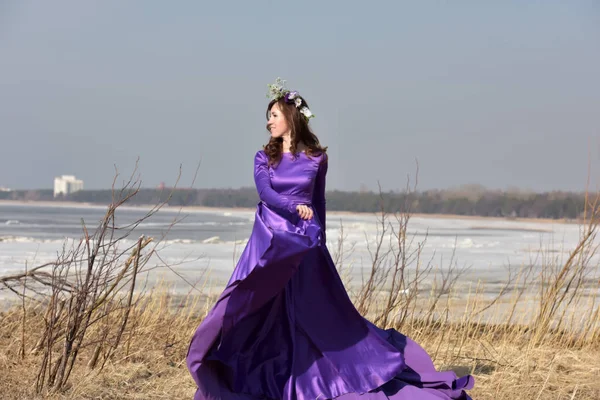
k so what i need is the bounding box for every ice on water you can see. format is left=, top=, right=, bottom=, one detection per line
left=0, top=203, right=592, bottom=301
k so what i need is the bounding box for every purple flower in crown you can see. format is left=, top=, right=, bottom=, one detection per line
left=284, top=91, right=299, bottom=103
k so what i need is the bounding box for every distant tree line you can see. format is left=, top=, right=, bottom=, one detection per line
left=0, top=186, right=587, bottom=220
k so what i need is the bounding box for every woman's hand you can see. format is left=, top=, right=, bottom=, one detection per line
left=296, top=204, right=314, bottom=220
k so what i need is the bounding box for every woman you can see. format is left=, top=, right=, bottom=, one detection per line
left=186, top=78, right=474, bottom=400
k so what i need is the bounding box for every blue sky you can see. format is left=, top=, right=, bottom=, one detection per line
left=1, top=1, right=599, bottom=192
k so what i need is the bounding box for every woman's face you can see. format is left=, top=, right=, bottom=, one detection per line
left=267, top=103, right=290, bottom=139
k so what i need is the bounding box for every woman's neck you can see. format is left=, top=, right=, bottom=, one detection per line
left=282, top=135, right=292, bottom=152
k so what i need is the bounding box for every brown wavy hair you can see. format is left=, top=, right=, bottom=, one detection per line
left=264, top=97, right=327, bottom=165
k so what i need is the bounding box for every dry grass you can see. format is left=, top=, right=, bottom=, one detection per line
left=1, top=172, right=600, bottom=399
left=1, top=282, right=599, bottom=399
left=0, top=289, right=202, bottom=399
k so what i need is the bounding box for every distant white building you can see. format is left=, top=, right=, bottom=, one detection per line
left=54, top=175, right=84, bottom=197
left=0, top=187, right=12, bottom=192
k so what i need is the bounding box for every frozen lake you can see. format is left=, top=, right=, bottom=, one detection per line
left=0, top=202, right=594, bottom=301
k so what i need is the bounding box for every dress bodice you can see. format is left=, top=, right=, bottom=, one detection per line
left=254, top=149, right=328, bottom=230
left=268, top=152, right=322, bottom=203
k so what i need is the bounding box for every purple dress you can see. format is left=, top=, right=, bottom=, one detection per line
left=186, top=150, right=474, bottom=400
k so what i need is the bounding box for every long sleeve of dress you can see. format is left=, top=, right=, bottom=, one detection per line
left=312, top=155, right=328, bottom=236
left=254, top=151, right=299, bottom=214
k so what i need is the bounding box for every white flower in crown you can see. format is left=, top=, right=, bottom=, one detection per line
left=295, top=97, right=302, bottom=107
left=300, top=107, right=314, bottom=120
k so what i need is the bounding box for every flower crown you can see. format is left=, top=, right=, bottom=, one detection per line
left=266, top=77, right=314, bottom=121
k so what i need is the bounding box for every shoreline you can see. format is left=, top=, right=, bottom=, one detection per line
left=0, top=199, right=576, bottom=225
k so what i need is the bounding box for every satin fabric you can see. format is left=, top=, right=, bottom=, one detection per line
left=187, top=150, right=474, bottom=399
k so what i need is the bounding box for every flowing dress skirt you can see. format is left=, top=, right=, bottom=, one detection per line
left=187, top=204, right=474, bottom=399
